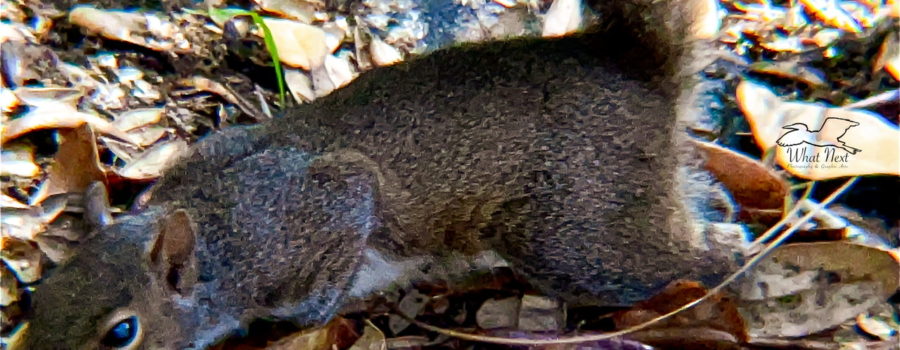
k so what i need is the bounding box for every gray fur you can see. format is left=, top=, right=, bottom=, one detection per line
left=17, top=1, right=747, bottom=348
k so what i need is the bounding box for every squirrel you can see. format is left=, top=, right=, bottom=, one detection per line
left=13, top=0, right=748, bottom=348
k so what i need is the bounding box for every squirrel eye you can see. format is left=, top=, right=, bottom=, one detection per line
left=100, top=316, right=140, bottom=348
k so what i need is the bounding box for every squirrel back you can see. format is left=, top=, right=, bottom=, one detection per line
left=14, top=1, right=745, bottom=349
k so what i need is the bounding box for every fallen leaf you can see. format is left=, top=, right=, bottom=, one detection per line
left=46, top=124, right=106, bottom=196
left=264, top=317, right=358, bottom=350
left=615, top=280, right=748, bottom=343
left=384, top=336, right=430, bottom=348
left=856, top=312, right=899, bottom=341
left=13, top=87, right=81, bottom=108
left=285, top=68, right=315, bottom=103
left=748, top=60, right=827, bottom=87
left=542, top=0, right=582, bottom=38
left=476, top=296, right=520, bottom=329
left=261, top=18, right=329, bottom=70
left=874, top=32, right=899, bottom=81
left=117, top=139, right=188, bottom=180
left=0, top=237, right=43, bottom=284
left=692, top=139, right=788, bottom=212
left=0, top=194, right=28, bottom=209
left=312, top=54, right=356, bottom=98
left=68, top=6, right=189, bottom=52
left=691, top=0, right=723, bottom=40
left=389, top=289, right=429, bottom=334
left=1, top=145, right=39, bottom=178
left=0, top=263, right=19, bottom=306
left=737, top=80, right=900, bottom=179
left=112, top=108, right=164, bottom=132
left=799, top=0, right=863, bottom=33
left=347, top=321, right=386, bottom=350
left=321, top=20, right=346, bottom=53
left=0, top=208, right=46, bottom=241
left=1, top=105, right=135, bottom=145
left=128, top=125, right=168, bottom=147
left=518, top=295, right=563, bottom=332
left=737, top=242, right=899, bottom=337
left=369, top=36, right=402, bottom=67
left=254, top=0, right=321, bottom=24
left=740, top=241, right=899, bottom=300
left=1, top=87, right=20, bottom=112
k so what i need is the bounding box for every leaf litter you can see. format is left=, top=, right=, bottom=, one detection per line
left=0, top=0, right=898, bottom=348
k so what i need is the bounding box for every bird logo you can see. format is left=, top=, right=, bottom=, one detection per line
left=776, top=117, right=861, bottom=155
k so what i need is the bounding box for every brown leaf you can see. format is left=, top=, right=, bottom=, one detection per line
left=264, top=317, right=359, bottom=350
left=1, top=105, right=136, bottom=145
left=691, top=139, right=788, bottom=212
left=874, top=32, right=899, bottom=81
left=737, top=80, right=900, bottom=179
left=46, top=124, right=107, bottom=197
left=347, top=321, right=386, bottom=350
left=614, top=280, right=748, bottom=343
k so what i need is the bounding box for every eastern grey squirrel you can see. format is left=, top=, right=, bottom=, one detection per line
left=14, top=0, right=748, bottom=348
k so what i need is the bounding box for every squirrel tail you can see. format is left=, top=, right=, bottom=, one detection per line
left=587, top=0, right=720, bottom=83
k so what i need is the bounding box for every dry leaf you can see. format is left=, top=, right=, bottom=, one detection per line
left=261, top=18, right=329, bottom=70
left=1, top=88, right=20, bottom=113
left=264, top=317, right=358, bottom=350
left=737, top=80, right=900, bottom=179
left=692, top=139, right=788, bottom=211
left=616, top=280, right=748, bottom=343
left=254, top=0, right=321, bottom=23
left=68, top=6, right=189, bottom=52
left=1, top=105, right=135, bottom=145
left=856, top=313, right=898, bottom=340
left=1, top=208, right=45, bottom=241
left=128, top=125, right=168, bottom=147
left=1, top=238, right=43, bottom=284
left=369, top=36, right=402, bottom=67
left=799, top=0, right=863, bottom=33
left=69, top=7, right=143, bottom=44
left=1, top=145, right=39, bottom=178
left=874, top=32, right=899, bottom=81
left=737, top=242, right=898, bottom=337
left=321, top=21, right=347, bottom=54
left=0, top=263, right=19, bottom=306
left=476, top=296, right=520, bottom=329
left=347, top=321, right=386, bottom=350
left=285, top=68, right=315, bottom=103
left=518, top=295, right=563, bottom=331
left=691, top=0, right=722, bottom=40
left=748, top=61, right=827, bottom=87
left=542, top=0, right=582, bottom=38
left=118, top=139, right=187, bottom=180
left=112, top=108, right=164, bottom=132
left=46, top=124, right=106, bottom=197
left=13, top=87, right=81, bottom=108
left=740, top=242, right=899, bottom=300
left=389, top=289, right=428, bottom=334
left=0, top=194, right=28, bottom=209
left=312, top=54, right=356, bottom=98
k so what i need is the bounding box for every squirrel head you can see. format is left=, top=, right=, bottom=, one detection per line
left=14, top=206, right=213, bottom=350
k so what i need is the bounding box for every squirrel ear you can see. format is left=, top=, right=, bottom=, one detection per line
left=149, top=209, right=199, bottom=295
